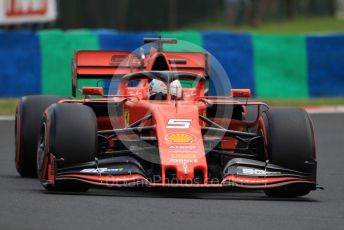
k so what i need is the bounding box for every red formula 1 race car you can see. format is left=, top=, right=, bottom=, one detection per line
left=15, top=38, right=317, bottom=197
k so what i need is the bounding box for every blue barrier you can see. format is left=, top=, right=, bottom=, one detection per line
left=203, top=32, right=255, bottom=96
left=0, top=30, right=343, bottom=98
left=0, top=30, right=41, bottom=97
left=307, top=34, right=344, bottom=97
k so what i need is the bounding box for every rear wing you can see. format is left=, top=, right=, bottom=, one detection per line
left=161, top=52, right=209, bottom=76
left=72, top=51, right=143, bottom=96
left=72, top=48, right=210, bottom=96
left=73, top=51, right=142, bottom=78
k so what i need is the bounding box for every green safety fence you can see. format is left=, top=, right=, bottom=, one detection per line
left=0, top=30, right=343, bottom=98
left=253, top=34, right=309, bottom=98
left=40, top=30, right=100, bottom=96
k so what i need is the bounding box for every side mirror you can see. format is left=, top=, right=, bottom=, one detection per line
left=230, top=89, right=251, bottom=98
left=82, top=87, right=104, bottom=96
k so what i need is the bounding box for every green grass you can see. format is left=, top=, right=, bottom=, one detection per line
left=0, top=98, right=18, bottom=116
left=257, top=98, right=344, bottom=106
left=184, top=16, right=344, bottom=34
left=0, top=99, right=18, bottom=116
left=0, top=98, right=343, bottom=116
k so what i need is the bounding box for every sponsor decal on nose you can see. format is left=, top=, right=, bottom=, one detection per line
left=165, top=133, right=195, bottom=144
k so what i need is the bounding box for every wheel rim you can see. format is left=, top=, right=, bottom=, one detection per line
left=37, top=122, right=46, bottom=176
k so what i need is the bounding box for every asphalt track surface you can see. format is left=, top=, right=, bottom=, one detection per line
left=0, top=114, right=343, bottom=230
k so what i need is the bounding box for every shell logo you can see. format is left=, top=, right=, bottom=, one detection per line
left=166, top=133, right=195, bottom=144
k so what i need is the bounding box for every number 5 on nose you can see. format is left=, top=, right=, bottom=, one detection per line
left=166, top=119, right=192, bottom=129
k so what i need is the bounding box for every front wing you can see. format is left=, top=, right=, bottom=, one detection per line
left=46, top=155, right=316, bottom=190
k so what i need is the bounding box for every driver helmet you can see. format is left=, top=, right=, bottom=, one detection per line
left=149, top=79, right=182, bottom=99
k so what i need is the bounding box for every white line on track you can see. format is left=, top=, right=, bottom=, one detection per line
left=304, top=106, right=344, bottom=114
left=0, top=116, right=14, bottom=121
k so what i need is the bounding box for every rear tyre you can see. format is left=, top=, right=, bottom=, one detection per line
left=15, top=96, right=66, bottom=177
left=261, top=108, right=317, bottom=198
left=37, top=103, right=98, bottom=192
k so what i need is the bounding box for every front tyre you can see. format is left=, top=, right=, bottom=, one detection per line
left=37, top=103, right=98, bottom=192
left=261, top=108, right=317, bottom=198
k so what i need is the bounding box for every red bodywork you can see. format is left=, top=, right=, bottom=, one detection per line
left=41, top=42, right=316, bottom=189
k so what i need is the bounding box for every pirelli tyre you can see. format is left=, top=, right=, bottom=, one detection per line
left=37, top=103, right=97, bottom=192
left=261, top=108, right=317, bottom=198
left=15, top=96, right=66, bottom=177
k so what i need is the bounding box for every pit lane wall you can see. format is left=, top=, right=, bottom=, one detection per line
left=0, top=30, right=343, bottom=98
